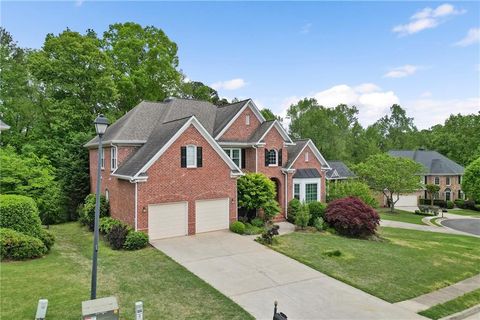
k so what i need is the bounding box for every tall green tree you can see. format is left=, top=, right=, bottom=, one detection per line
left=462, top=157, right=480, bottom=202
left=261, top=108, right=279, bottom=121
left=355, top=154, right=424, bottom=212
left=103, top=22, right=182, bottom=113
left=425, top=184, right=440, bottom=205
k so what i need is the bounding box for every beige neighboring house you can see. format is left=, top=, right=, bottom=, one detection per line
left=388, top=149, right=465, bottom=207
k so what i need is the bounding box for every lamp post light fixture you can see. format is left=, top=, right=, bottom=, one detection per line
left=91, top=114, right=109, bottom=300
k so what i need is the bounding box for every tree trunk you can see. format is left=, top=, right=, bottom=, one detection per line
left=390, top=191, right=395, bottom=213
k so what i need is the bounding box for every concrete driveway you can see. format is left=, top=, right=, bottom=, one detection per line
left=151, top=231, right=423, bottom=319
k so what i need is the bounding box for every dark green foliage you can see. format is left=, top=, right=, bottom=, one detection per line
left=419, top=199, right=447, bottom=208
left=295, top=204, right=311, bottom=229
left=327, top=180, right=378, bottom=208
left=260, top=108, right=279, bottom=121
left=463, top=157, right=480, bottom=202
left=79, top=194, right=110, bottom=231
left=229, top=221, right=245, bottom=234
left=237, top=173, right=280, bottom=222
left=243, top=223, right=264, bottom=235
left=307, top=201, right=327, bottom=225
left=0, top=228, right=47, bottom=260
left=446, top=201, right=454, bottom=209
left=454, top=199, right=464, bottom=208
left=106, top=224, right=130, bottom=250
left=257, top=224, right=279, bottom=245
left=38, top=229, right=55, bottom=251
left=99, top=217, right=123, bottom=235
left=313, top=217, right=326, bottom=231
left=123, top=231, right=149, bottom=250
left=0, top=195, right=42, bottom=238
left=287, top=198, right=301, bottom=223
left=323, top=249, right=342, bottom=257
left=250, top=217, right=264, bottom=228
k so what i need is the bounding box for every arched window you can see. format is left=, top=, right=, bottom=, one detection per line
left=267, top=149, right=278, bottom=166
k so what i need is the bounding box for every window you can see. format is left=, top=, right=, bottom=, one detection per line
left=305, top=152, right=309, bottom=162
left=111, top=147, right=117, bottom=171
left=224, top=148, right=241, bottom=167
left=186, top=145, right=196, bottom=168
left=246, top=114, right=250, bottom=125
left=445, top=188, right=451, bottom=201
left=434, top=176, right=440, bottom=185
left=424, top=176, right=428, bottom=184
left=268, top=149, right=278, bottom=166
left=446, top=176, right=451, bottom=186
left=458, top=190, right=462, bottom=199
left=305, top=183, right=318, bottom=203
left=294, top=184, right=300, bottom=200
left=458, top=175, right=462, bottom=184
left=101, top=148, right=105, bottom=169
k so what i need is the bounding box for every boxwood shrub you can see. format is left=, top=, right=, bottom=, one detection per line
left=38, top=229, right=55, bottom=251
left=79, top=194, right=109, bottom=231
left=0, top=195, right=42, bottom=238
left=0, top=228, right=47, bottom=260
left=230, top=221, right=245, bottom=234
left=308, top=201, right=327, bottom=225
left=123, top=231, right=149, bottom=250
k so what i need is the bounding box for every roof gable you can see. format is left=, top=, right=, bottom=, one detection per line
left=388, top=150, right=464, bottom=175
left=325, top=161, right=356, bottom=179
left=252, top=120, right=293, bottom=144
left=214, top=99, right=266, bottom=139
left=285, top=139, right=330, bottom=170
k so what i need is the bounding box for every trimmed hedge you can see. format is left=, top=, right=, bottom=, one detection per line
left=325, top=197, right=380, bottom=237
left=79, top=194, right=110, bottom=231
left=287, top=198, right=301, bottom=223
left=308, top=201, right=327, bottom=225
left=230, top=221, right=245, bottom=234
left=38, top=229, right=55, bottom=251
left=0, top=195, right=42, bottom=238
left=419, top=199, right=447, bottom=208
left=99, top=217, right=123, bottom=235
left=123, top=231, right=149, bottom=250
left=0, top=228, right=47, bottom=260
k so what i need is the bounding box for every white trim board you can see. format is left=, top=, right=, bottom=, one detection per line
left=215, top=99, right=266, bottom=140
left=256, top=120, right=293, bottom=144
left=287, top=140, right=331, bottom=170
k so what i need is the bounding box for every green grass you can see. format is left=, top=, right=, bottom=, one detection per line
left=0, top=223, right=253, bottom=320
left=419, top=289, right=480, bottom=319
left=448, top=209, right=480, bottom=217
left=377, top=207, right=429, bottom=225
left=270, top=227, right=480, bottom=303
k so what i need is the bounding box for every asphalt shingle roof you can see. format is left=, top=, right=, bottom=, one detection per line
left=325, top=161, right=356, bottom=179
left=388, top=150, right=464, bottom=175
left=213, top=100, right=250, bottom=137
left=284, top=140, right=309, bottom=168
left=293, top=168, right=321, bottom=179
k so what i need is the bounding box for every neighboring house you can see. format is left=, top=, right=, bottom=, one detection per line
left=85, top=98, right=330, bottom=240
left=388, top=149, right=465, bottom=206
left=325, top=161, right=356, bottom=182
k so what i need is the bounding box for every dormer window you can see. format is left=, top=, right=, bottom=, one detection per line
left=246, top=114, right=250, bottom=125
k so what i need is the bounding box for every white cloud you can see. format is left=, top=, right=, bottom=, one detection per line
left=300, top=23, right=312, bottom=34
left=211, top=78, right=247, bottom=91
left=384, top=65, right=419, bottom=78
left=393, top=3, right=465, bottom=36
left=454, top=28, right=480, bottom=47
left=420, top=91, right=432, bottom=98
left=354, top=83, right=381, bottom=94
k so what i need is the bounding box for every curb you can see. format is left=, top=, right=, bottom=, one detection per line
left=439, top=304, right=480, bottom=320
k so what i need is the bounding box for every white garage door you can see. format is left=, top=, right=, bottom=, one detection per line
left=195, top=198, right=230, bottom=233
left=396, top=195, right=418, bottom=207
left=148, top=202, right=188, bottom=240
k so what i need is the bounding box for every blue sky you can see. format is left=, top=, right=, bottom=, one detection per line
left=2, top=1, right=479, bottom=129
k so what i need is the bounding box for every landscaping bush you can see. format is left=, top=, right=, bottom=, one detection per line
left=454, top=199, right=464, bottom=208
left=257, top=224, right=279, bottom=245
left=262, top=199, right=281, bottom=222
left=287, top=198, right=301, bottom=223
left=0, top=194, right=42, bottom=238
left=38, top=229, right=55, bottom=251
left=313, top=217, right=326, bottom=231
left=0, top=228, right=47, bottom=260
left=325, top=197, right=380, bottom=237
left=419, top=199, right=447, bottom=208
left=294, top=204, right=311, bottom=230
left=308, top=201, right=327, bottom=225
left=462, top=200, right=477, bottom=211
left=79, top=194, right=109, bottom=231
left=99, top=217, right=123, bottom=235
left=244, top=223, right=264, bottom=235
left=229, top=221, right=245, bottom=234
left=250, top=217, right=264, bottom=228
left=327, top=180, right=378, bottom=208
left=123, top=231, right=149, bottom=250
left=237, top=173, right=279, bottom=222
left=446, top=200, right=454, bottom=209
left=105, top=224, right=130, bottom=250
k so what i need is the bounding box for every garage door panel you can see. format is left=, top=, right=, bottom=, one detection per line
left=148, top=202, right=187, bottom=240
left=196, top=198, right=229, bottom=233
left=396, top=195, right=418, bottom=207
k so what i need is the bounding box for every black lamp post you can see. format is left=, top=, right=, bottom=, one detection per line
left=91, top=114, right=109, bottom=300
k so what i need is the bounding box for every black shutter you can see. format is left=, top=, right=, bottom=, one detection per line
left=278, top=149, right=282, bottom=166
left=197, top=146, right=203, bottom=167
left=241, top=149, right=246, bottom=169
left=180, top=146, right=187, bottom=168
left=265, top=149, right=269, bottom=166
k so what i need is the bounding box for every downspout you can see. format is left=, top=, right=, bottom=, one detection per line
left=134, top=181, right=138, bottom=231
left=283, top=171, right=288, bottom=220
left=254, top=146, right=258, bottom=172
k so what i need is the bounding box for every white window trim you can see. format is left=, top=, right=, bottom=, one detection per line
left=292, top=178, right=321, bottom=203
left=101, top=148, right=105, bottom=170
left=294, top=183, right=301, bottom=199
left=268, top=149, right=278, bottom=167
left=246, top=114, right=250, bottom=126
left=224, top=148, right=242, bottom=167
left=434, top=176, right=440, bottom=185
left=186, top=145, right=197, bottom=168
left=110, top=146, right=118, bottom=171
left=446, top=176, right=451, bottom=186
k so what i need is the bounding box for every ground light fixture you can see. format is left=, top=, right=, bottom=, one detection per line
left=91, top=114, right=109, bottom=300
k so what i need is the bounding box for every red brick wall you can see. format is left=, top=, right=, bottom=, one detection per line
left=220, top=105, right=261, bottom=141
left=136, top=125, right=238, bottom=235
left=244, top=147, right=257, bottom=172
left=423, top=175, right=462, bottom=201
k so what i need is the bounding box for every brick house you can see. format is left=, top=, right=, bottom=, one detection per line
left=85, top=98, right=330, bottom=240
left=387, top=150, right=465, bottom=206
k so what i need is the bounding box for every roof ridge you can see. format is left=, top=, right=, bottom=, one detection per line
left=217, top=99, right=250, bottom=108
left=162, top=115, right=194, bottom=124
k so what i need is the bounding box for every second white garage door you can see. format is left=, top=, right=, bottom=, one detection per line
left=396, top=194, right=418, bottom=207
left=148, top=202, right=188, bottom=240
left=195, top=198, right=230, bottom=233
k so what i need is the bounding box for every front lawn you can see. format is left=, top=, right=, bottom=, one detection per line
left=1, top=223, right=253, bottom=320
left=448, top=209, right=480, bottom=218
left=377, top=207, right=428, bottom=225
left=419, top=289, right=480, bottom=319
left=270, top=227, right=480, bottom=302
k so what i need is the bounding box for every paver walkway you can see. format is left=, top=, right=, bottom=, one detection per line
left=151, top=229, right=424, bottom=319
left=395, top=274, right=480, bottom=313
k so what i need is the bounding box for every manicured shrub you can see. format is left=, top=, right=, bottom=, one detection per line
left=123, top=231, right=149, bottom=250
left=294, top=204, right=311, bottom=230
left=287, top=198, right=301, bottom=223
left=325, top=197, right=380, bottom=238
left=262, top=199, right=281, bottom=222
left=79, top=194, right=109, bottom=231
left=244, top=223, right=264, bottom=235
left=454, top=199, right=464, bottom=208
left=313, top=217, right=326, bottom=231
left=327, top=180, right=378, bottom=208
left=419, top=199, right=448, bottom=208
left=257, top=224, right=279, bottom=245
left=230, top=221, right=245, bottom=234
left=0, top=195, right=42, bottom=238
left=0, top=228, right=47, bottom=260
left=462, top=200, right=477, bottom=211
left=250, top=217, right=264, bottom=228
left=475, top=205, right=480, bottom=212
left=237, top=173, right=279, bottom=222
left=106, top=224, right=130, bottom=250
left=99, top=217, right=123, bottom=235
left=446, top=201, right=454, bottom=209
left=308, top=201, right=327, bottom=225
left=38, top=229, right=55, bottom=251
